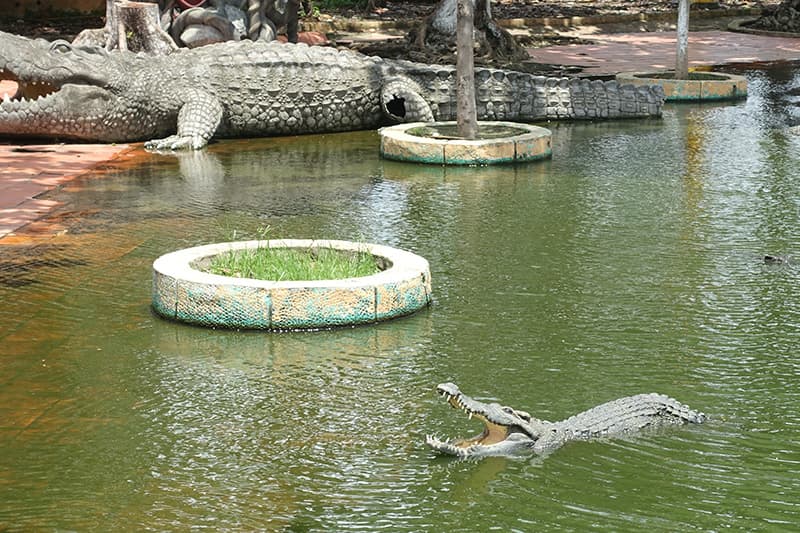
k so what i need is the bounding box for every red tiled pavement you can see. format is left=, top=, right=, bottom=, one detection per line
left=529, top=30, right=800, bottom=75
left=0, top=142, right=132, bottom=240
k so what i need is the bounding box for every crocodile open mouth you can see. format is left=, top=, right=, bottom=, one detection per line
left=426, top=383, right=514, bottom=454
left=0, top=76, right=17, bottom=98
left=0, top=72, right=60, bottom=109
left=0, top=57, right=113, bottom=140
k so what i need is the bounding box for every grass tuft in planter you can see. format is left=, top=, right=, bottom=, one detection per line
left=205, top=244, right=381, bottom=281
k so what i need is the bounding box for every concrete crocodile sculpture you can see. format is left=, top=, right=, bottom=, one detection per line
left=426, top=382, right=705, bottom=458
left=0, top=30, right=664, bottom=150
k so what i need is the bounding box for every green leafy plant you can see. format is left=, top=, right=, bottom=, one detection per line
left=302, top=4, right=322, bottom=17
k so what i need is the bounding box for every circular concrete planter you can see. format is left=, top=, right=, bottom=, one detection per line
left=152, top=239, right=432, bottom=330
left=379, top=121, right=552, bottom=165
left=616, top=71, right=747, bottom=101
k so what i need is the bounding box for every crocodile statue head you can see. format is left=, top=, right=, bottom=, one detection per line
left=426, top=382, right=706, bottom=459
left=0, top=31, right=162, bottom=143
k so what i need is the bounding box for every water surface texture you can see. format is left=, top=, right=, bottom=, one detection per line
left=2, top=66, right=800, bottom=530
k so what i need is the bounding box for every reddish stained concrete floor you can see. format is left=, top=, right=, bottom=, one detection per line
left=529, top=30, right=800, bottom=75
left=0, top=141, right=133, bottom=241
left=2, top=29, right=800, bottom=242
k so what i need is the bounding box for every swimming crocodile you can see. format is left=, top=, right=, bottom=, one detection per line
left=426, top=383, right=705, bottom=458
left=0, top=30, right=664, bottom=150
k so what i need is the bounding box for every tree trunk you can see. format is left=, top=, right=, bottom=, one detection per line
left=456, top=0, right=477, bottom=139
left=73, top=0, right=177, bottom=53
left=286, top=0, right=300, bottom=43
left=72, top=0, right=116, bottom=47
left=407, top=0, right=528, bottom=66
left=115, top=1, right=178, bottom=53
left=675, top=0, right=690, bottom=79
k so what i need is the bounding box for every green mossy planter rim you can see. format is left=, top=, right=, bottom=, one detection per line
left=379, top=121, right=552, bottom=165
left=152, top=239, right=432, bottom=330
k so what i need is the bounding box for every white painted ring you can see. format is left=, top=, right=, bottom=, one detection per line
left=152, top=239, right=432, bottom=330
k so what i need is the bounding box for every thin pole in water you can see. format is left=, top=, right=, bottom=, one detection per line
left=676, top=0, right=690, bottom=79
left=456, top=0, right=477, bottom=139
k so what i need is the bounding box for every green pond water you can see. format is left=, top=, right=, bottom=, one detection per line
left=2, top=66, right=800, bottom=530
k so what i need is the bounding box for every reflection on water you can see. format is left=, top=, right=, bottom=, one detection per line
left=2, top=65, right=800, bottom=530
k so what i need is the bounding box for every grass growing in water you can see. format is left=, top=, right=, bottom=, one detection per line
left=206, top=245, right=381, bottom=281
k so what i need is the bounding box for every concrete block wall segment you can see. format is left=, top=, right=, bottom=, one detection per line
left=616, top=72, right=747, bottom=101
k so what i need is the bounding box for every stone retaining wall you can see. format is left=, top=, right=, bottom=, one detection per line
left=617, top=71, right=747, bottom=101
left=431, top=75, right=665, bottom=122
left=540, top=78, right=665, bottom=120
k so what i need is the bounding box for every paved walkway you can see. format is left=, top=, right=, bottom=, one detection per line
left=529, top=30, right=800, bottom=75
left=2, top=28, right=800, bottom=241
left=0, top=141, right=131, bottom=241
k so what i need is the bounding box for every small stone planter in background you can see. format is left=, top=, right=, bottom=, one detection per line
left=616, top=71, right=747, bottom=101
left=379, top=121, right=552, bottom=165
left=152, top=239, right=432, bottom=330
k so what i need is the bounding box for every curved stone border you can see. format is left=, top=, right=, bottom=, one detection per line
left=152, top=239, right=432, bottom=330
left=616, top=71, right=747, bottom=101
left=379, top=121, right=552, bottom=165
left=728, top=16, right=800, bottom=38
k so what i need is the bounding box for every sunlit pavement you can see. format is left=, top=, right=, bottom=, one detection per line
left=0, top=142, right=132, bottom=242
left=3, top=29, right=800, bottom=240
left=528, top=30, right=800, bottom=75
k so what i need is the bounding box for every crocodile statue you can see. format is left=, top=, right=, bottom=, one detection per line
left=426, top=382, right=706, bottom=458
left=0, top=30, right=664, bottom=150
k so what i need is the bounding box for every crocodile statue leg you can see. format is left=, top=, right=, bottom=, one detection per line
left=145, top=89, right=223, bottom=150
